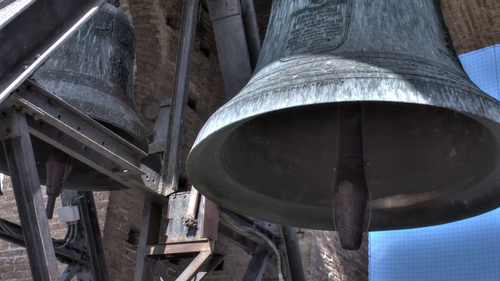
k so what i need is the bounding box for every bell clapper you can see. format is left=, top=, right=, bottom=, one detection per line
left=333, top=103, right=369, bottom=250
left=45, top=149, right=73, bottom=219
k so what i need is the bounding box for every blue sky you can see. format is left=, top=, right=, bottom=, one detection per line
left=369, top=45, right=500, bottom=281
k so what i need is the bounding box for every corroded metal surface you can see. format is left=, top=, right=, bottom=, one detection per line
left=188, top=0, right=500, bottom=232
left=32, top=4, right=147, bottom=148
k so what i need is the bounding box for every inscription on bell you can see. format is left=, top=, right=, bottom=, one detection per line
left=283, top=0, right=352, bottom=58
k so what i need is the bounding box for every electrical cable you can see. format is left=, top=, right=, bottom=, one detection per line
left=54, top=193, right=83, bottom=249
left=220, top=212, right=284, bottom=281
left=55, top=223, right=74, bottom=249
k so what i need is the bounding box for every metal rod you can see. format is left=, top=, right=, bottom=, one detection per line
left=282, top=226, right=306, bottom=281
left=240, top=0, right=262, bottom=69
left=1, top=110, right=59, bottom=280
left=161, top=0, right=200, bottom=195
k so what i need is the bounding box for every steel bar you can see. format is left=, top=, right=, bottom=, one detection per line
left=282, top=226, right=306, bottom=281
left=60, top=263, right=81, bottom=281
left=134, top=199, right=164, bottom=281
left=192, top=254, right=225, bottom=280
left=207, top=0, right=253, bottom=99
left=0, top=218, right=87, bottom=265
left=5, top=81, right=165, bottom=200
left=161, top=0, right=199, bottom=195
left=240, top=0, right=262, bottom=69
left=26, top=116, right=165, bottom=202
left=176, top=250, right=212, bottom=281
left=61, top=190, right=110, bottom=281
left=273, top=228, right=290, bottom=281
left=1, top=109, right=59, bottom=280
left=148, top=99, right=171, bottom=154
left=242, top=245, right=272, bottom=281
left=0, top=0, right=105, bottom=104
left=146, top=239, right=212, bottom=256
left=15, top=81, right=147, bottom=165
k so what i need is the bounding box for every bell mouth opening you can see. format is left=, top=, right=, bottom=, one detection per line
left=197, top=101, right=500, bottom=230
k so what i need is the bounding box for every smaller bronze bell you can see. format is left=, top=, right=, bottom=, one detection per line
left=0, top=4, right=147, bottom=191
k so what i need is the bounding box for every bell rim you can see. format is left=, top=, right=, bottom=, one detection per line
left=188, top=80, right=500, bottom=231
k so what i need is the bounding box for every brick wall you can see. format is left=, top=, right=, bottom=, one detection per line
left=0, top=176, right=109, bottom=281
left=442, top=0, right=500, bottom=54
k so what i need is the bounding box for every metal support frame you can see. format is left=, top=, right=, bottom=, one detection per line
left=5, top=81, right=165, bottom=201
left=0, top=76, right=165, bottom=280
left=135, top=194, right=224, bottom=281
left=283, top=226, right=306, bottom=281
left=206, top=0, right=254, bottom=100
left=0, top=218, right=88, bottom=265
left=242, top=245, right=273, bottom=281
left=1, top=109, right=60, bottom=281
left=160, top=0, right=200, bottom=196
left=134, top=199, right=163, bottom=280
left=0, top=107, right=112, bottom=280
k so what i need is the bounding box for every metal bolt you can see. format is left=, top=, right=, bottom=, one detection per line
left=48, top=99, right=57, bottom=105
left=34, top=54, right=41, bottom=59
left=22, top=64, right=29, bottom=70
left=33, top=114, right=40, bottom=121
left=123, top=169, right=129, bottom=173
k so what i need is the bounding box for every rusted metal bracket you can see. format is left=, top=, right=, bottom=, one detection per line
left=135, top=194, right=222, bottom=281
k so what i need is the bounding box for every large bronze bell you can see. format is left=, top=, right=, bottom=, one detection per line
left=0, top=4, right=146, bottom=192
left=188, top=0, right=500, bottom=249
